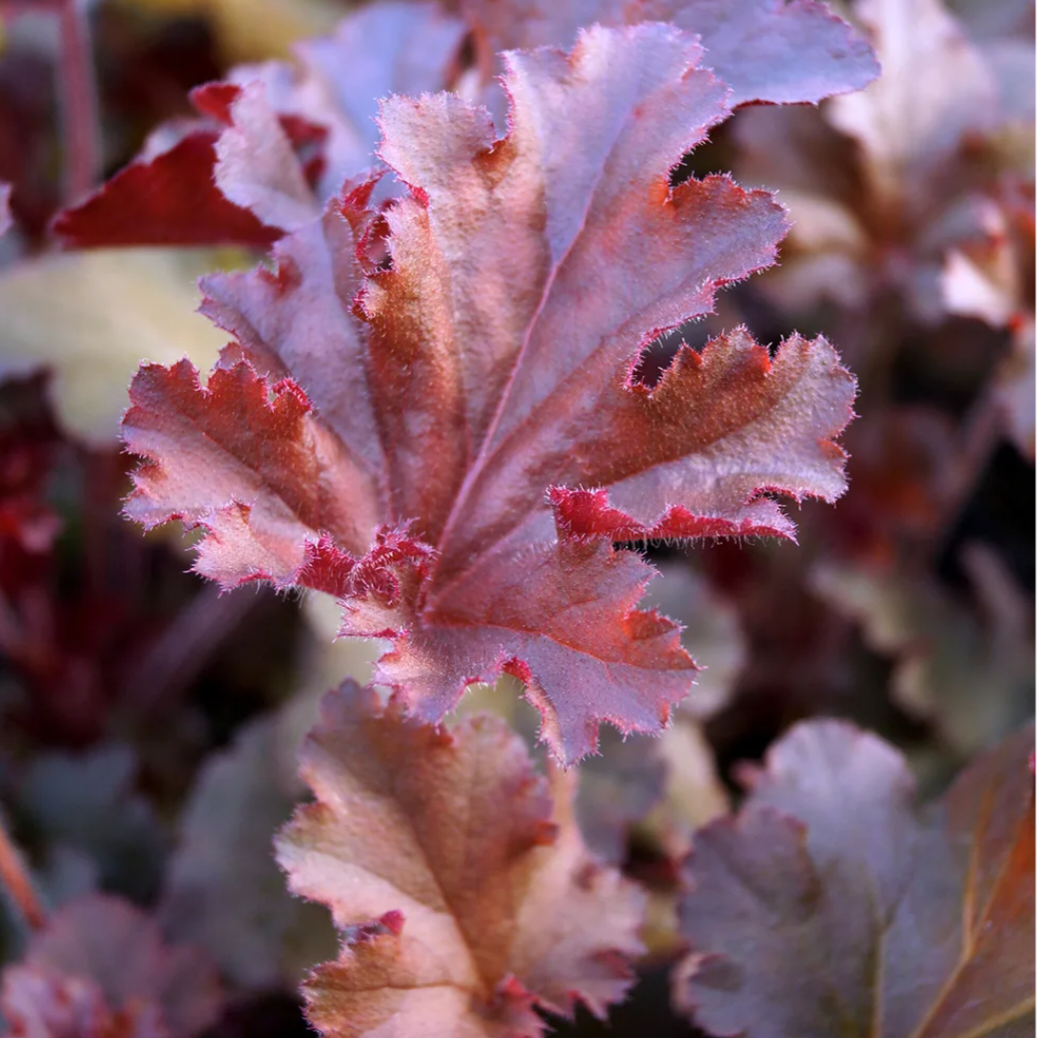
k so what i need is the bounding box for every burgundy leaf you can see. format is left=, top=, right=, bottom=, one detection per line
left=52, top=132, right=282, bottom=249
left=51, top=2, right=464, bottom=251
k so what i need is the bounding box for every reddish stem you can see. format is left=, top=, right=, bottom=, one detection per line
left=56, top=0, right=101, bottom=201
left=0, top=0, right=101, bottom=203
left=0, top=815, right=46, bottom=932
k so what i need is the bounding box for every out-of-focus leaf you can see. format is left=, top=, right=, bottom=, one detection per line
left=945, top=0, right=1035, bottom=39
left=941, top=184, right=1035, bottom=458
left=52, top=130, right=285, bottom=250
left=832, top=406, right=963, bottom=561
left=0, top=184, right=11, bottom=239
left=112, top=0, right=341, bottom=62
left=647, top=721, right=729, bottom=857
left=462, top=0, right=879, bottom=105
left=828, top=0, right=998, bottom=198
left=157, top=593, right=382, bottom=990
left=280, top=2, right=467, bottom=200
left=159, top=715, right=336, bottom=990
left=641, top=562, right=746, bottom=720
left=575, top=728, right=667, bottom=864
left=734, top=0, right=1033, bottom=323
left=812, top=547, right=1034, bottom=760
left=56, top=2, right=465, bottom=248
left=0, top=371, right=62, bottom=556
left=58, top=0, right=873, bottom=253
left=574, top=563, right=739, bottom=861
left=0, top=249, right=226, bottom=443
left=16, top=744, right=166, bottom=905
left=0, top=894, right=222, bottom=1038
left=275, top=681, right=646, bottom=1037
left=676, top=719, right=1035, bottom=1037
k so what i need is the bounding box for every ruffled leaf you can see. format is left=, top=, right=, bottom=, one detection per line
left=275, top=681, right=645, bottom=1037
left=124, top=25, right=856, bottom=762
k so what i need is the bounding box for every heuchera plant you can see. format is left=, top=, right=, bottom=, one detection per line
left=0, top=1, right=1032, bottom=1037
left=121, top=22, right=860, bottom=765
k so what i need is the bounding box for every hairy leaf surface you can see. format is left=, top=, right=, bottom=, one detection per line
left=124, top=25, right=855, bottom=762
left=275, top=681, right=645, bottom=1037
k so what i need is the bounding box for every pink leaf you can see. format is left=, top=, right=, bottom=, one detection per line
left=275, top=681, right=646, bottom=1037
left=124, top=25, right=856, bottom=763
left=0, top=894, right=222, bottom=1038
left=214, top=81, right=322, bottom=232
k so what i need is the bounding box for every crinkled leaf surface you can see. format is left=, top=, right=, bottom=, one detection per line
left=0, top=894, right=222, bottom=1038
left=275, top=681, right=645, bottom=1037
left=676, top=720, right=1035, bottom=1038
left=124, top=25, right=855, bottom=763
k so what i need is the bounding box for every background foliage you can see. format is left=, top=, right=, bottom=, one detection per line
left=0, top=0, right=1032, bottom=1035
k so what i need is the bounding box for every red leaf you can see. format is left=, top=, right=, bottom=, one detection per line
left=275, top=681, right=646, bottom=1037
left=676, top=721, right=1036, bottom=1038
left=52, top=132, right=282, bottom=249
left=124, top=25, right=856, bottom=763
left=51, top=2, right=464, bottom=250
left=124, top=359, right=380, bottom=590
